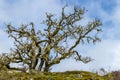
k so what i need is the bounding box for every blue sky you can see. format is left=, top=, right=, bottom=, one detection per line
left=0, top=0, right=120, bottom=72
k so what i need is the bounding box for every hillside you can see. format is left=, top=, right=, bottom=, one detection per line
left=0, top=70, right=112, bottom=80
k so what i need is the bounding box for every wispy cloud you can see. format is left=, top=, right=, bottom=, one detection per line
left=106, top=0, right=120, bottom=39
left=0, top=0, right=64, bottom=24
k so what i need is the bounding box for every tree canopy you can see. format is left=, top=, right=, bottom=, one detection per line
left=3, top=6, right=102, bottom=72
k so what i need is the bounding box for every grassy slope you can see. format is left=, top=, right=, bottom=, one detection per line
left=0, top=70, right=112, bottom=80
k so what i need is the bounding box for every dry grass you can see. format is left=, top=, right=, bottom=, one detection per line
left=0, top=70, right=113, bottom=80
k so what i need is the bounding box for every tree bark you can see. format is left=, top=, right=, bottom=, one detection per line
left=38, top=58, right=44, bottom=71
left=44, top=61, right=50, bottom=72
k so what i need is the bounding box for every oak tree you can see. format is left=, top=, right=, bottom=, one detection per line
left=6, top=6, right=102, bottom=72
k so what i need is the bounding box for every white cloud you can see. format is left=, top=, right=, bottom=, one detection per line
left=105, top=0, right=120, bottom=39
left=0, top=0, right=65, bottom=25
left=0, top=29, right=13, bottom=53
left=87, top=40, right=120, bottom=71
